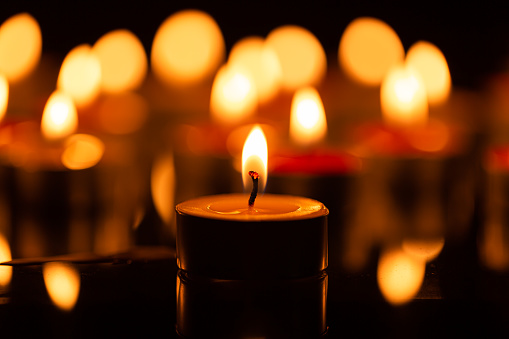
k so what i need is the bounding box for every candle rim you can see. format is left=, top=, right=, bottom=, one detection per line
left=176, top=193, right=328, bottom=221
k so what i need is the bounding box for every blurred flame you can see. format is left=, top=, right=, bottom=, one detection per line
left=480, top=222, right=509, bottom=271
left=377, top=247, right=425, bottom=305
left=228, top=36, right=282, bottom=103
left=61, top=134, right=105, bottom=170
left=41, top=91, right=78, bottom=141
left=93, top=29, right=147, bottom=93
left=290, top=87, right=327, bottom=147
left=381, top=64, right=428, bottom=127
left=406, top=41, right=451, bottom=105
left=43, top=262, right=80, bottom=311
left=0, top=13, right=42, bottom=82
left=57, top=44, right=102, bottom=107
left=0, top=234, right=12, bottom=288
left=339, top=17, right=404, bottom=86
left=242, top=126, right=268, bottom=192
left=151, top=10, right=225, bottom=86
left=210, top=63, right=257, bottom=124
left=266, top=25, right=326, bottom=91
left=98, top=92, right=148, bottom=135
left=0, top=74, right=8, bottom=123
left=151, top=153, right=176, bottom=230
left=402, top=237, right=445, bottom=262
left=406, top=119, right=450, bottom=152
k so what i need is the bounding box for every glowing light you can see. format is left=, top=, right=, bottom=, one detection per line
left=381, top=64, right=428, bottom=126
left=93, top=29, right=147, bottom=93
left=151, top=153, right=176, bottom=230
left=242, top=126, right=268, bottom=192
left=0, top=234, right=12, bottom=288
left=406, top=41, right=451, bottom=105
left=228, top=36, right=282, bottom=103
left=43, top=262, right=80, bottom=311
left=41, top=91, right=78, bottom=141
left=406, top=119, right=450, bottom=152
left=339, top=17, right=404, bottom=86
left=57, top=44, right=102, bottom=107
left=0, top=75, right=8, bottom=123
left=61, top=134, right=105, bottom=170
left=210, top=64, right=257, bottom=124
left=266, top=25, right=326, bottom=91
left=289, top=87, right=327, bottom=147
left=151, top=10, right=225, bottom=86
left=402, top=237, right=445, bottom=262
left=0, top=13, right=42, bottom=82
left=377, top=247, right=425, bottom=305
left=97, top=92, right=148, bottom=134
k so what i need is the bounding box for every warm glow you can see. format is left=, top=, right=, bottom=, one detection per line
left=57, top=44, right=102, bottom=107
left=43, top=262, right=80, bottom=311
left=210, top=64, right=257, bottom=124
left=228, top=36, right=282, bottom=103
left=151, top=153, right=176, bottom=229
left=242, top=126, right=268, bottom=192
left=339, top=17, right=404, bottom=86
left=480, top=222, right=509, bottom=271
left=290, top=87, right=327, bottom=147
left=402, top=237, right=445, bottom=262
left=41, top=91, right=78, bottom=141
left=151, top=10, right=225, bottom=85
left=377, top=247, right=425, bottom=305
left=0, top=75, right=8, bottom=123
left=406, top=41, right=451, bottom=105
left=381, top=64, right=428, bottom=126
left=0, top=234, right=12, bottom=288
left=266, top=25, right=326, bottom=91
left=61, top=134, right=105, bottom=170
left=98, top=92, right=148, bottom=134
left=0, top=13, right=42, bottom=82
left=93, top=29, right=147, bottom=93
left=406, top=119, right=450, bottom=152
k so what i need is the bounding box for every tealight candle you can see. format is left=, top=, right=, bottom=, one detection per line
left=175, top=125, right=328, bottom=279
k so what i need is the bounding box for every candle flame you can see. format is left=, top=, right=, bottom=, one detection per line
left=151, top=10, right=225, bottom=86
left=377, top=247, right=425, bottom=305
left=381, top=64, right=428, bottom=127
left=242, top=126, right=268, bottom=193
left=210, top=64, right=257, bottom=124
left=93, top=29, right=147, bottom=93
left=339, top=17, right=404, bottom=86
left=41, top=91, right=78, bottom=141
left=43, top=262, right=80, bottom=311
left=57, top=44, right=102, bottom=107
left=406, top=41, right=451, bottom=105
left=290, top=87, right=327, bottom=147
left=0, top=74, right=8, bottom=123
left=0, top=13, right=42, bottom=83
left=266, top=25, right=327, bottom=91
left=0, top=234, right=12, bottom=288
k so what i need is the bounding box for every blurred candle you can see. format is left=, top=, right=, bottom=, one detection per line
left=0, top=13, right=42, bottom=83
left=0, top=234, right=12, bottom=289
left=0, top=75, right=8, bottom=123
left=43, top=262, right=80, bottom=311
left=93, top=29, right=147, bottom=93
left=289, top=87, right=327, bottom=148
left=41, top=91, right=78, bottom=141
left=339, top=17, right=404, bottom=86
left=266, top=25, right=326, bottom=91
left=151, top=9, right=225, bottom=86
left=57, top=44, right=102, bottom=107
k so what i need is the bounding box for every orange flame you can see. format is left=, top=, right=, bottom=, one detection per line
left=0, top=234, right=12, bottom=288
left=43, top=262, right=80, bottom=311
left=289, top=87, right=327, bottom=147
left=41, top=91, right=78, bottom=141
left=61, top=134, right=105, bottom=170
left=242, top=126, right=268, bottom=192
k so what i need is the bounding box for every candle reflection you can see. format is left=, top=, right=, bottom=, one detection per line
left=43, top=262, right=80, bottom=311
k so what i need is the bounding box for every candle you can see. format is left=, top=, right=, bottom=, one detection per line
left=176, top=126, right=328, bottom=279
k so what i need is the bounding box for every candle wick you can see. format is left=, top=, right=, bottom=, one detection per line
left=248, top=171, right=259, bottom=207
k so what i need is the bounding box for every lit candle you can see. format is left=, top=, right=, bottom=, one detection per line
left=175, top=125, right=328, bottom=279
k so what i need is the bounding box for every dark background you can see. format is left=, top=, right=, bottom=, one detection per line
left=0, top=1, right=508, bottom=89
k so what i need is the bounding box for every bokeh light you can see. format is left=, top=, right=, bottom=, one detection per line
left=339, top=17, right=404, bottom=86
left=289, top=86, right=327, bottom=147
left=93, top=29, right=147, bottom=93
left=43, top=262, right=80, bottom=311
left=61, top=134, right=105, bottom=170
left=266, top=25, right=326, bottom=91
left=41, top=90, right=78, bottom=141
left=151, top=10, right=225, bottom=86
